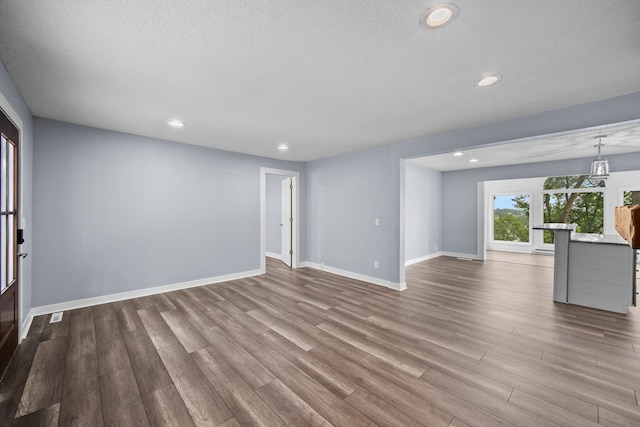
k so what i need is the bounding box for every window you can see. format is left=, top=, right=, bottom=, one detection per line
left=493, top=194, right=530, bottom=243
left=1, top=133, right=17, bottom=293
left=542, top=175, right=604, bottom=243
left=623, top=190, right=640, bottom=206
left=486, top=172, right=640, bottom=255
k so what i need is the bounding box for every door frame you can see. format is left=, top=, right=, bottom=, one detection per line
left=260, top=168, right=300, bottom=272
left=0, top=92, right=25, bottom=345
left=280, top=176, right=293, bottom=267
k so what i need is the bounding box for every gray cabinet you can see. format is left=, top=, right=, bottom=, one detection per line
left=567, top=240, right=636, bottom=313
left=534, top=224, right=637, bottom=314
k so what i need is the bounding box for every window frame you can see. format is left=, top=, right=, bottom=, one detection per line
left=620, top=187, right=640, bottom=206
left=488, top=191, right=533, bottom=252
left=538, top=179, right=605, bottom=249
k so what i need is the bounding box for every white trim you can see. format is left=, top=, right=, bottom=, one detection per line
left=487, top=191, right=533, bottom=251
left=20, top=314, right=34, bottom=341
left=24, top=269, right=262, bottom=329
left=488, top=241, right=533, bottom=254
left=484, top=177, right=548, bottom=254
left=0, top=93, right=23, bottom=130
left=441, top=251, right=480, bottom=260
left=405, top=252, right=442, bottom=266
left=303, top=262, right=407, bottom=291
left=477, top=181, right=486, bottom=261
left=303, top=262, right=323, bottom=269
left=260, top=168, right=300, bottom=273
left=265, top=251, right=281, bottom=259
left=532, top=248, right=554, bottom=255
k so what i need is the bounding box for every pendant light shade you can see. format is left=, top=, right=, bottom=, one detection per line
left=590, top=135, right=609, bottom=180
left=590, top=159, right=609, bottom=177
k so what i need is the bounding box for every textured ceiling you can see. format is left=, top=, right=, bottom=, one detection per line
left=408, top=119, right=640, bottom=171
left=0, top=1, right=639, bottom=161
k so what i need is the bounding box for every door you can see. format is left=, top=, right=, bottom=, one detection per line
left=280, top=177, right=292, bottom=267
left=0, top=110, right=19, bottom=377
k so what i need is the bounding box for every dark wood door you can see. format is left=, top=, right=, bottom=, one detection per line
left=0, top=109, right=19, bottom=377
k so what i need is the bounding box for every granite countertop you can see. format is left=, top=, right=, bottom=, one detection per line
left=532, top=223, right=577, bottom=231
left=532, top=224, right=632, bottom=246
left=571, top=233, right=630, bottom=246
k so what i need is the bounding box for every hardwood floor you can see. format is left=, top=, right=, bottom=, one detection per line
left=1, top=254, right=639, bottom=426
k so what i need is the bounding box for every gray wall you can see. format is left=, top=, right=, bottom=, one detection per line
left=266, top=174, right=282, bottom=255
left=33, top=118, right=305, bottom=306
left=442, top=152, right=640, bottom=255
left=307, top=145, right=392, bottom=279
left=0, top=61, right=34, bottom=330
left=307, top=92, right=640, bottom=285
left=8, top=49, right=640, bottom=310
left=405, top=163, right=442, bottom=262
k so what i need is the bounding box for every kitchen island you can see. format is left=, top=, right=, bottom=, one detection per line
left=533, top=224, right=637, bottom=313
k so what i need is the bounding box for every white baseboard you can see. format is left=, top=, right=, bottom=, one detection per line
left=532, top=248, right=555, bottom=255
left=22, top=268, right=262, bottom=339
left=441, top=251, right=480, bottom=260
left=20, top=315, right=34, bottom=342
left=303, top=262, right=406, bottom=291
left=405, top=252, right=442, bottom=266
left=265, top=251, right=281, bottom=259
left=487, top=245, right=534, bottom=254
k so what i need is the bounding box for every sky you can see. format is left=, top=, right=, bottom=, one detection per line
left=494, top=195, right=527, bottom=210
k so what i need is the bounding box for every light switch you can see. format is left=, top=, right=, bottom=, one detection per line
left=375, top=218, right=379, bottom=226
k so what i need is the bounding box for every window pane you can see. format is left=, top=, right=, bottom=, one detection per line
left=1, top=215, right=6, bottom=291
left=543, top=191, right=604, bottom=243
left=7, top=139, right=14, bottom=211
left=493, top=194, right=530, bottom=242
left=7, top=214, right=14, bottom=284
left=1, top=135, right=6, bottom=212
left=543, top=175, right=605, bottom=190
left=624, top=190, right=640, bottom=206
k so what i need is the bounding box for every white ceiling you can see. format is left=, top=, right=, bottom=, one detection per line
left=408, top=119, right=640, bottom=171
left=0, top=1, right=639, bottom=161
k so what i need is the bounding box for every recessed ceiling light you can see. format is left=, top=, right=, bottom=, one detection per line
left=453, top=151, right=464, bottom=156
left=469, top=158, right=479, bottom=163
left=168, top=120, right=185, bottom=127
left=423, top=4, right=458, bottom=28
left=476, top=75, right=502, bottom=87
left=277, top=143, right=289, bottom=152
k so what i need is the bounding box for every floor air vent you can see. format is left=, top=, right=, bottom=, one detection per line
left=50, top=312, right=63, bottom=323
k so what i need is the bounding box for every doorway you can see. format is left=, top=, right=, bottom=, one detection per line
left=260, top=168, right=299, bottom=273
left=1, top=108, right=20, bottom=377
left=280, top=177, right=293, bottom=267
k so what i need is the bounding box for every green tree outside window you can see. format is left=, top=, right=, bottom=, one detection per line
left=542, top=175, right=604, bottom=243
left=494, top=195, right=529, bottom=242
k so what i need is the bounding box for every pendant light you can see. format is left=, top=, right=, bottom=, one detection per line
left=590, top=135, right=609, bottom=179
